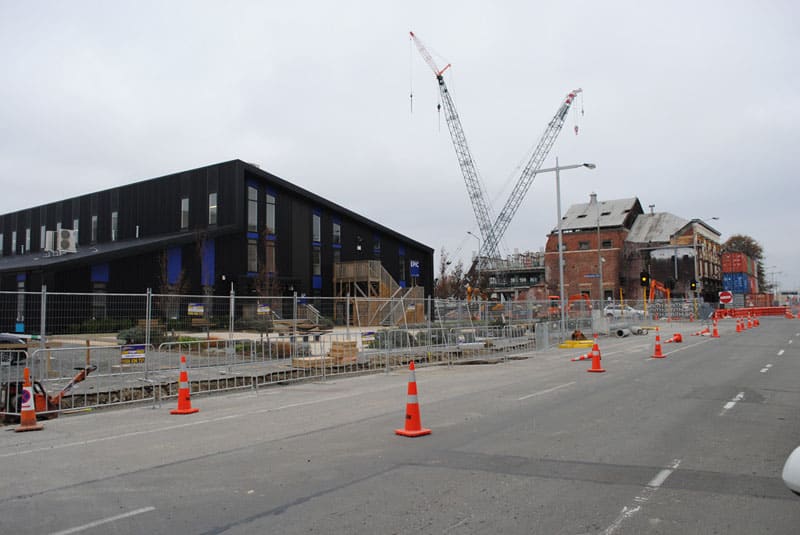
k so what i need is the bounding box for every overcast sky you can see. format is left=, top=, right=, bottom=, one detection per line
left=1, top=1, right=798, bottom=290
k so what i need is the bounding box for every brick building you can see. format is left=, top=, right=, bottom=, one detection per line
left=544, top=196, right=643, bottom=302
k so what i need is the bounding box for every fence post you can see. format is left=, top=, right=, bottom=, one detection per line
left=292, top=292, right=298, bottom=362
left=39, top=284, right=47, bottom=357
left=229, top=283, right=235, bottom=340
left=346, top=292, right=350, bottom=342
left=145, top=288, right=152, bottom=380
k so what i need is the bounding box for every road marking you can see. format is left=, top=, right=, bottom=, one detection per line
left=760, top=364, right=773, bottom=373
left=0, top=393, right=362, bottom=459
left=603, top=459, right=681, bottom=535
left=49, top=506, right=155, bottom=535
left=518, top=381, right=575, bottom=401
left=790, top=340, right=794, bottom=345
left=720, top=392, right=745, bottom=415
left=778, top=350, right=785, bottom=356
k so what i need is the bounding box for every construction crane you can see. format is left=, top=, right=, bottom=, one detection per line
left=410, top=31, right=581, bottom=270
left=409, top=31, right=495, bottom=248
left=480, top=88, right=582, bottom=260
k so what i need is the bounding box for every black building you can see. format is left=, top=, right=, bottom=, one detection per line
left=0, top=160, right=433, bottom=301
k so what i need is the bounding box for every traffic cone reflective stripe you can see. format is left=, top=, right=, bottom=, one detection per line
left=395, top=361, right=430, bottom=437
left=591, top=333, right=602, bottom=360
left=15, top=367, right=44, bottom=432
left=652, top=328, right=665, bottom=358
left=171, top=355, right=199, bottom=415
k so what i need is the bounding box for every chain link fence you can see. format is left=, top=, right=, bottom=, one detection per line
left=0, top=288, right=713, bottom=420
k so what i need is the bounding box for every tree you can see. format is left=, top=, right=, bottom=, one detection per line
left=723, top=234, right=767, bottom=291
left=434, top=248, right=467, bottom=299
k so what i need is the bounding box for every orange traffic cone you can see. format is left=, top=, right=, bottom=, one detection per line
left=15, top=368, right=44, bottom=432
left=171, top=355, right=199, bottom=415
left=587, top=345, right=606, bottom=373
left=571, top=353, right=590, bottom=362
left=665, top=333, right=683, bottom=343
left=736, top=319, right=742, bottom=333
left=652, top=328, right=665, bottom=358
left=395, top=361, right=431, bottom=437
left=591, top=333, right=602, bottom=360
left=712, top=319, right=720, bottom=338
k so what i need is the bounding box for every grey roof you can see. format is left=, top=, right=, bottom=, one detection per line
left=558, top=197, right=639, bottom=231
left=627, top=212, right=688, bottom=244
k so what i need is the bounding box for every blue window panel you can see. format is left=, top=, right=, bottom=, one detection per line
left=399, top=246, right=406, bottom=256
left=201, top=239, right=215, bottom=287
left=91, top=263, right=110, bottom=283
left=332, top=243, right=342, bottom=249
left=399, top=280, right=406, bottom=289
left=265, top=234, right=276, bottom=241
left=312, top=275, right=322, bottom=289
left=16, top=273, right=26, bottom=282
left=247, top=232, right=259, bottom=240
left=167, top=246, right=182, bottom=285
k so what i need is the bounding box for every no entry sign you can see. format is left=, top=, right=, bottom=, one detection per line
left=719, top=291, right=733, bottom=304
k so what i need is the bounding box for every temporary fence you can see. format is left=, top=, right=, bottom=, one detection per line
left=0, top=288, right=715, bottom=419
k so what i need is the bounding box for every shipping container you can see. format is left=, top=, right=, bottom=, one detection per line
left=748, top=274, right=758, bottom=294
left=722, top=272, right=750, bottom=294
left=722, top=252, right=756, bottom=276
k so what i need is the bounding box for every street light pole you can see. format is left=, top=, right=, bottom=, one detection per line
left=538, top=159, right=597, bottom=341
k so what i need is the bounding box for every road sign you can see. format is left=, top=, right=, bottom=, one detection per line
left=719, top=291, right=733, bottom=304
left=584, top=274, right=600, bottom=278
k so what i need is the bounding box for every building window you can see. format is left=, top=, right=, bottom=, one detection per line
left=11, top=231, right=17, bottom=255
left=247, top=186, right=258, bottom=232
left=373, top=234, right=381, bottom=256
left=40, top=225, right=46, bottom=251
left=602, top=240, right=612, bottom=248
left=111, top=211, right=118, bottom=241
left=266, top=191, right=276, bottom=235
left=181, top=197, right=190, bottom=230
left=247, top=238, right=258, bottom=273
left=332, top=220, right=341, bottom=246
left=578, top=241, right=590, bottom=250
left=73, top=218, right=80, bottom=244
left=312, top=211, right=321, bottom=243
left=208, top=192, right=218, bottom=225
left=312, top=246, right=321, bottom=276
left=265, top=240, right=276, bottom=275
left=56, top=221, right=62, bottom=235
left=333, top=248, right=340, bottom=265
left=25, top=227, right=30, bottom=253
left=399, top=255, right=406, bottom=283
left=91, top=215, right=98, bottom=243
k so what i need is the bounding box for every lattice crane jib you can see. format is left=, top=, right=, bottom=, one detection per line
left=480, top=88, right=582, bottom=259
left=409, top=31, right=495, bottom=244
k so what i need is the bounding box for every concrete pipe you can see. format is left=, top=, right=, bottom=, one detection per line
left=615, top=328, right=632, bottom=338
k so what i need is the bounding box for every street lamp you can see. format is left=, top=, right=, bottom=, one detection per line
left=537, top=159, right=596, bottom=340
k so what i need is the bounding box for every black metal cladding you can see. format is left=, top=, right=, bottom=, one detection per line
left=0, top=160, right=433, bottom=297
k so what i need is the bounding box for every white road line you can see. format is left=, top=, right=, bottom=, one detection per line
left=49, top=506, right=155, bottom=535
left=790, top=340, right=794, bottom=345
left=518, top=381, right=575, bottom=401
left=778, top=350, right=785, bottom=356
left=760, top=364, right=773, bottom=373
left=0, top=393, right=360, bottom=459
left=604, top=459, right=681, bottom=535
left=721, top=392, right=745, bottom=414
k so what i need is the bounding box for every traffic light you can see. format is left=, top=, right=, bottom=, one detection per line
left=640, top=271, right=650, bottom=287
left=690, top=279, right=697, bottom=291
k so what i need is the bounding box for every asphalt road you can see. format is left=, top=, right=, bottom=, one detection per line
left=1, top=318, right=799, bottom=534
